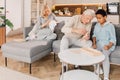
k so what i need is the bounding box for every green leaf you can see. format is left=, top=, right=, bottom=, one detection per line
left=6, top=19, right=14, bottom=30
left=0, top=16, right=14, bottom=30
left=0, top=16, right=5, bottom=19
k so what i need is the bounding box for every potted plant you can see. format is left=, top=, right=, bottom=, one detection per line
left=0, top=7, right=13, bottom=30
left=0, top=15, right=14, bottom=46
left=0, top=7, right=14, bottom=46
left=0, top=16, right=14, bottom=30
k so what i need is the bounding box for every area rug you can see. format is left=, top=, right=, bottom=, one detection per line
left=0, top=66, right=41, bottom=80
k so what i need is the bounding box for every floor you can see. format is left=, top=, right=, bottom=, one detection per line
left=0, top=34, right=120, bottom=80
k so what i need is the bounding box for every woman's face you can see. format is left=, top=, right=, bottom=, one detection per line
left=81, top=14, right=93, bottom=25
left=43, top=8, right=51, bottom=16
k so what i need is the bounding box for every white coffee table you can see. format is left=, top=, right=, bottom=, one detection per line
left=60, top=70, right=99, bottom=80
left=58, top=48, right=105, bottom=80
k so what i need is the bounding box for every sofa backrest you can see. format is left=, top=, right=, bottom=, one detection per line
left=54, top=21, right=120, bottom=46
left=54, top=21, right=65, bottom=40
left=23, top=26, right=34, bottom=38
left=90, top=22, right=96, bottom=41
left=114, top=24, right=120, bottom=46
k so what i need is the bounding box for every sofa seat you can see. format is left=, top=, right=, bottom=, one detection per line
left=2, top=40, right=52, bottom=63
left=110, top=46, right=120, bottom=64
left=52, top=40, right=80, bottom=54
left=1, top=24, right=54, bottom=74
left=52, top=40, right=61, bottom=54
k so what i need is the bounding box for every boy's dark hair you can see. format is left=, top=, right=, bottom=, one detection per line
left=96, top=9, right=107, bottom=17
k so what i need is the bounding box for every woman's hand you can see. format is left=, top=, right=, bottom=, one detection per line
left=72, top=28, right=87, bottom=35
left=82, top=33, right=90, bottom=40
left=41, top=20, right=50, bottom=28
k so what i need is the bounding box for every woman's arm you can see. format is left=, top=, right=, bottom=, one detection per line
left=28, top=17, right=41, bottom=36
left=41, top=13, right=57, bottom=28
left=41, top=19, right=50, bottom=28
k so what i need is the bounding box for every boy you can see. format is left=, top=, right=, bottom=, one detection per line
left=92, top=9, right=116, bottom=80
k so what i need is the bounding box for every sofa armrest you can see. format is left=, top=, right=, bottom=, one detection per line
left=23, top=26, right=33, bottom=38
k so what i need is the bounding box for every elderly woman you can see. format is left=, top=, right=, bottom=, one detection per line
left=26, top=5, right=57, bottom=40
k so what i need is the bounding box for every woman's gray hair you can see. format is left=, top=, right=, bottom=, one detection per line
left=83, top=9, right=95, bottom=18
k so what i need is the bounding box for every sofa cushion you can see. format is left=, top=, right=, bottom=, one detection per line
left=110, top=46, right=120, bottom=58
left=52, top=40, right=61, bottom=53
left=110, top=46, right=120, bottom=64
left=54, top=21, right=65, bottom=40
left=1, top=40, right=51, bottom=58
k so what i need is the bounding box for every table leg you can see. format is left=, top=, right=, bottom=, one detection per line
left=62, top=62, right=68, bottom=73
left=61, top=62, right=69, bottom=80
left=96, top=64, right=101, bottom=80
left=61, top=62, right=65, bottom=80
left=62, top=62, right=64, bottom=74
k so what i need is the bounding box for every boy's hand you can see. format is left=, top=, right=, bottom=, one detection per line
left=104, top=45, right=110, bottom=50
left=92, top=44, right=97, bottom=49
left=104, top=42, right=113, bottom=50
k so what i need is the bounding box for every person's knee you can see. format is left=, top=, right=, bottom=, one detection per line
left=60, top=36, right=70, bottom=51
left=49, top=20, right=57, bottom=32
left=61, top=36, right=69, bottom=42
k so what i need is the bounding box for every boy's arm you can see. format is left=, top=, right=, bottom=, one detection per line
left=104, top=42, right=114, bottom=50
left=104, top=24, right=116, bottom=50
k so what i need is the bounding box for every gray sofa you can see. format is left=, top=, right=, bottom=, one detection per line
left=1, top=26, right=53, bottom=74
left=1, top=21, right=120, bottom=74
left=52, top=21, right=120, bottom=65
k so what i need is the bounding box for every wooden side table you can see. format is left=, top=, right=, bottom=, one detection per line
left=0, top=27, right=6, bottom=46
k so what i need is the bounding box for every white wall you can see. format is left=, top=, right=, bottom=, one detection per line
left=6, top=0, right=23, bottom=35
left=6, top=0, right=31, bottom=35
left=0, top=0, right=4, bottom=6
left=24, top=0, right=31, bottom=27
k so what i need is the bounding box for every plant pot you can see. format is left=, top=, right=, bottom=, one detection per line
left=0, top=27, right=6, bottom=46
